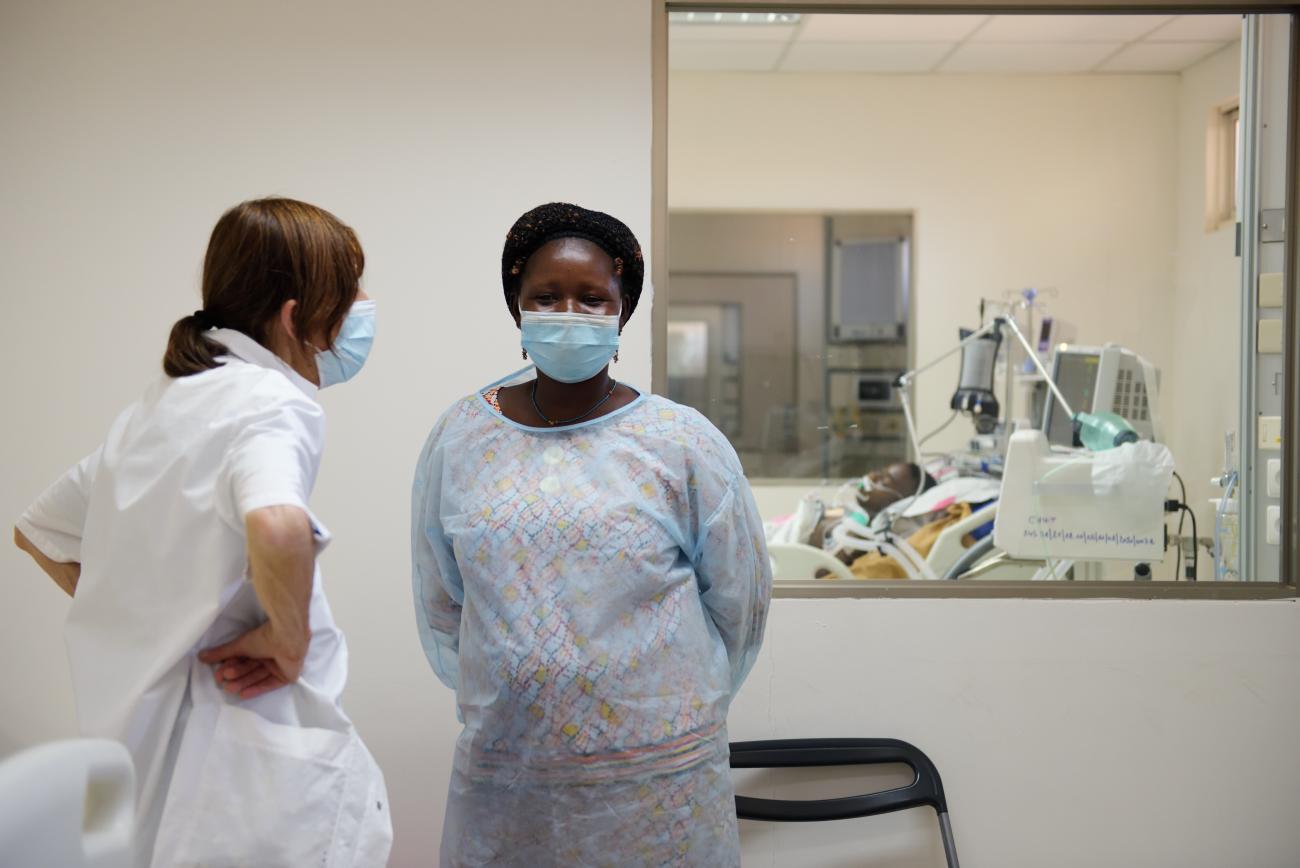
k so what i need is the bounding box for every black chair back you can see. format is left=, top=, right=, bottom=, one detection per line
left=730, top=737, right=959, bottom=868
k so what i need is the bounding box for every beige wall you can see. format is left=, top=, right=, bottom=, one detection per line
left=2, top=4, right=1299, bottom=867
left=669, top=70, right=1181, bottom=458
left=0, top=2, right=650, bottom=865
left=1168, top=43, right=1243, bottom=579
left=734, top=597, right=1300, bottom=868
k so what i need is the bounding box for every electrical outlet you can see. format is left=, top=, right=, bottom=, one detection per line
left=1259, top=272, right=1285, bottom=308
left=1260, top=415, right=1283, bottom=450
left=1268, top=459, right=1282, bottom=497
left=1266, top=505, right=1281, bottom=545
left=1259, top=319, right=1284, bottom=354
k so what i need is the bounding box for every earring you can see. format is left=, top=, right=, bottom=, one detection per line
left=613, top=351, right=619, bottom=363
left=522, top=348, right=528, bottom=360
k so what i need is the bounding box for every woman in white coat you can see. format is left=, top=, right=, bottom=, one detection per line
left=13, top=198, right=391, bottom=867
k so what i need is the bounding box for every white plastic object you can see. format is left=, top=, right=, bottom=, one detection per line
left=994, top=430, right=1171, bottom=561
left=0, top=739, right=135, bottom=868
left=1259, top=272, right=1285, bottom=308
left=1258, top=319, right=1284, bottom=354
left=768, top=543, right=856, bottom=581
left=764, top=495, right=824, bottom=547
left=927, top=502, right=998, bottom=578
left=1267, top=459, right=1282, bottom=498
left=1266, top=506, right=1281, bottom=545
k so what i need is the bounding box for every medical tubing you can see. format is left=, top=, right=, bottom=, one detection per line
left=830, top=522, right=884, bottom=555
left=918, top=411, right=960, bottom=449
left=830, top=524, right=929, bottom=580
left=1214, top=472, right=1238, bottom=580
left=942, top=535, right=996, bottom=579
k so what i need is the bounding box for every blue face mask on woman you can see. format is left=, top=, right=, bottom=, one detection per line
left=315, top=299, right=375, bottom=388
left=520, top=310, right=620, bottom=383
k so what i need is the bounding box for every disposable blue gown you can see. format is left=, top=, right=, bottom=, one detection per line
left=412, top=370, right=772, bottom=867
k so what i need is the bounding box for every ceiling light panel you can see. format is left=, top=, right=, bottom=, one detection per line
left=669, top=11, right=800, bottom=25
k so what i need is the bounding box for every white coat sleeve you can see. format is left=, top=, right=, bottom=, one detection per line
left=17, top=448, right=103, bottom=563
left=216, top=393, right=325, bottom=530
left=411, top=419, right=465, bottom=692
left=692, top=472, right=773, bottom=695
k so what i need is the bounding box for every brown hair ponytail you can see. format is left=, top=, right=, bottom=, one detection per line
left=162, top=198, right=364, bottom=377
left=163, top=311, right=227, bottom=378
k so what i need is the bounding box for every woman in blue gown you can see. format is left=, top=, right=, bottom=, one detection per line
left=412, top=202, right=772, bottom=867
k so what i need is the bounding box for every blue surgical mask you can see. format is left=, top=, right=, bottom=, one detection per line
left=315, top=299, right=375, bottom=388
left=520, top=310, right=620, bottom=384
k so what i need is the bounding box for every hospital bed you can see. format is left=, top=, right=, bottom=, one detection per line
left=768, top=425, right=1175, bottom=581
left=765, top=473, right=1031, bottom=581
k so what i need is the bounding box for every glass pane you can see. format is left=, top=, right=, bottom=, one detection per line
left=666, top=11, right=1290, bottom=583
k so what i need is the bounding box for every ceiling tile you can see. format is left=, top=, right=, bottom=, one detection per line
left=1145, top=15, right=1242, bottom=42
left=782, top=41, right=955, bottom=73
left=972, top=15, right=1172, bottom=43
left=797, top=14, right=988, bottom=43
left=669, top=23, right=799, bottom=44
left=941, top=42, right=1122, bottom=73
left=668, top=41, right=787, bottom=72
left=1099, top=41, right=1225, bottom=72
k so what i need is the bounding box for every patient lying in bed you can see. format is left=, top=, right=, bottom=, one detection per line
left=766, top=471, right=1000, bottom=579
left=847, top=501, right=990, bottom=579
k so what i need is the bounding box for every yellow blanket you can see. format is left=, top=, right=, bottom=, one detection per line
left=848, top=502, right=975, bottom=580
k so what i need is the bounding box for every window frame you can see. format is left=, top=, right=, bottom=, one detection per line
left=1208, top=98, right=1242, bottom=231
left=650, top=0, right=1300, bottom=599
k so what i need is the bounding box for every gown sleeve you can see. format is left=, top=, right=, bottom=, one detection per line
left=411, top=413, right=465, bottom=692
left=691, top=463, right=773, bottom=696
left=16, top=447, right=103, bottom=563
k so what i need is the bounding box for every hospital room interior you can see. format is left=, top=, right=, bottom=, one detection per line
left=3, top=2, right=1299, bottom=867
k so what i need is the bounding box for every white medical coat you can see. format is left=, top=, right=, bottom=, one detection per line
left=17, top=329, right=391, bottom=868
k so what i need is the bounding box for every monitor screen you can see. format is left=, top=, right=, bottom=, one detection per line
left=1045, top=350, right=1100, bottom=446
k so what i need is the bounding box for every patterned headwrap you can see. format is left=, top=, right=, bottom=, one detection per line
left=501, top=202, right=645, bottom=320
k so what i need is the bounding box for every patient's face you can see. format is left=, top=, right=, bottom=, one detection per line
left=861, top=462, right=918, bottom=514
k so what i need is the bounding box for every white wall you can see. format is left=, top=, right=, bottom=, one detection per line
left=3, top=5, right=1298, bottom=868
left=731, top=598, right=1300, bottom=868
left=669, top=71, right=1181, bottom=458
left=0, top=2, right=649, bottom=865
